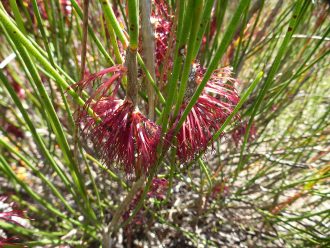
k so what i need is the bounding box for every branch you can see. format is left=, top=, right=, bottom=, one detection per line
left=140, top=0, right=156, bottom=120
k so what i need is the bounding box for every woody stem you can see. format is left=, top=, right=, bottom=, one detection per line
left=126, top=48, right=139, bottom=105
left=126, top=0, right=140, bottom=106
left=140, top=0, right=156, bottom=120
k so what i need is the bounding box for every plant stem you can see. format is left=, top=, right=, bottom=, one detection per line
left=126, top=48, right=139, bottom=105
left=174, top=0, right=251, bottom=133
left=174, top=0, right=203, bottom=117
left=235, top=0, right=305, bottom=180
left=80, top=0, right=89, bottom=79
left=140, top=0, right=156, bottom=120
left=100, top=0, right=165, bottom=104
left=73, top=0, right=89, bottom=180
left=127, top=0, right=139, bottom=50
left=0, top=7, right=95, bottom=116
left=70, top=0, right=114, bottom=65
left=126, top=0, right=140, bottom=105
left=102, top=176, right=145, bottom=247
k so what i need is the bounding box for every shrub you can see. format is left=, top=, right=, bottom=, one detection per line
left=0, top=0, right=329, bottom=247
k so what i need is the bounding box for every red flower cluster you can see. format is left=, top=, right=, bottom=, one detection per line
left=174, top=66, right=239, bottom=162
left=211, top=180, right=230, bottom=199
left=84, top=99, right=161, bottom=175
left=75, top=2, right=241, bottom=176
left=147, top=178, right=168, bottom=200
left=76, top=66, right=161, bottom=176
left=76, top=64, right=239, bottom=173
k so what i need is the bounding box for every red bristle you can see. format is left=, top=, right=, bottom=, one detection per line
left=75, top=64, right=162, bottom=176
left=173, top=65, right=240, bottom=162
left=79, top=97, right=161, bottom=176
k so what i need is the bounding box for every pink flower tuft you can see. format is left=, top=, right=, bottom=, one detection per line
left=154, top=14, right=172, bottom=66
left=86, top=100, right=161, bottom=175
left=74, top=65, right=126, bottom=119
left=75, top=65, right=126, bottom=100
left=76, top=66, right=161, bottom=176
left=173, top=65, right=240, bottom=162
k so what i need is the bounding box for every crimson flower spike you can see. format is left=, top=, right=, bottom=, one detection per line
left=173, top=64, right=240, bottom=162
left=76, top=66, right=161, bottom=176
